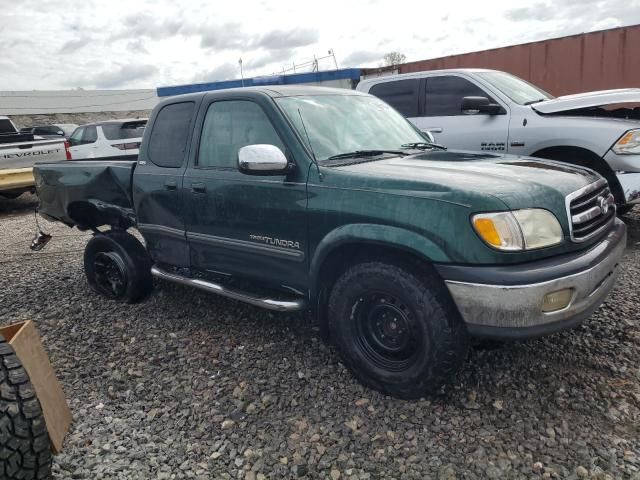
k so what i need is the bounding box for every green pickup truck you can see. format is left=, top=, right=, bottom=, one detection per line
left=34, top=86, right=626, bottom=399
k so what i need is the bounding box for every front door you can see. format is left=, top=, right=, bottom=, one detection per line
left=412, top=74, right=510, bottom=153
left=183, top=98, right=308, bottom=291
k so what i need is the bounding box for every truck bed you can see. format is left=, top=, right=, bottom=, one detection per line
left=34, top=160, right=137, bottom=229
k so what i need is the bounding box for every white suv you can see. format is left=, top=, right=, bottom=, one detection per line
left=68, top=119, right=147, bottom=160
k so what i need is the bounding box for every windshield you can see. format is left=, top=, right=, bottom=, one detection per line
left=275, top=94, right=426, bottom=162
left=476, top=71, right=554, bottom=105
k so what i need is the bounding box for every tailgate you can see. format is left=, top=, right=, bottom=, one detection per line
left=34, top=160, right=137, bottom=228
left=0, top=139, right=67, bottom=170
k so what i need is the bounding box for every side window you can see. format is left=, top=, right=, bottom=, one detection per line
left=425, top=76, right=494, bottom=116
left=368, top=79, right=420, bottom=117
left=198, top=100, right=284, bottom=169
left=69, top=128, right=84, bottom=145
left=83, top=126, right=97, bottom=143
left=37, top=126, right=61, bottom=135
left=148, top=102, right=195, bottom=168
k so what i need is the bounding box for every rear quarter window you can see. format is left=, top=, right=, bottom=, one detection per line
left=0, top=119, right=16, bottom=134
left=148, top=102, right=195, bottom=168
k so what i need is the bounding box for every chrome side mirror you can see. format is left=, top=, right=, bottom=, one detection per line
left=238, top=144, right=290, bottom=175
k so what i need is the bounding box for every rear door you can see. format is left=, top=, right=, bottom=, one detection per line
left=133, top=102, right=197, bottom=267
left=415, top=75, right=510, bottom=152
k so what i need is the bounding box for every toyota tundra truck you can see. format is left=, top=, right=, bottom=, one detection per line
left=358, top=69, right=640, bottom=213
left=0, top=116, right=67, bottom=198
left=33, top=86, right=626, bottom=399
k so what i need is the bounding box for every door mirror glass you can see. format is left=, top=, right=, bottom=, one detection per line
left=57, top=130, right=64, bottom=136
left=461, top=96, right=505, bottom=115
left=238, top=144, right=289, bottom=175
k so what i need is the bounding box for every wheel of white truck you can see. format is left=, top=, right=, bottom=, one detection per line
left=328, top=261, right=468, bottom=399
left=0, top=335, right=52, bottom=479
left=83, top=231, right=153, bottom=303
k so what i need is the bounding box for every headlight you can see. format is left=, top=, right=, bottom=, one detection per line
left=472, top=209, right=563, bottom=251
left=613, top=129, right=640, bottom=155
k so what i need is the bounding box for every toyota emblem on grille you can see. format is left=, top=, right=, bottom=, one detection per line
left=598, top=195, right=610, bottom=215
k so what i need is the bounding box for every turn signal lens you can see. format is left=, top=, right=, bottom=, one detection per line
left=472, top=212, right=524, bottom=251
left=473, top=218, right=502, bottom=247
left=542, top=288, right=573, bottom=312
left=613, top=129, right=640, bottom=155
left=472, top=209, right=563, bottom=251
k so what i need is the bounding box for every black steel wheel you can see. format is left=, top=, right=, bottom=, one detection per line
left=92, top=251, right=128, bottom=299
left=83, top=231, right=153, bottom=303
left=328, top=261, right=468, bottom=399
left=352, top=293, right=420, bottom=372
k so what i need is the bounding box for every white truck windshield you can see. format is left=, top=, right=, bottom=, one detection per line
left=476, top=71, right=554, bottom=105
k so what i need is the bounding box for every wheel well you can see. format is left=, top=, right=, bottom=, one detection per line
left=67, top=201, right=134, bottom=230
left=532, top=146, right=624, bottom=201
left=313, top=242, right=444, bottom=340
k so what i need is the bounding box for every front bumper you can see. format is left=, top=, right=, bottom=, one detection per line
left=602, top=150, right=640, bottom=204
left=0, top=167, right=34, bottom=192
left=436, top=220, right=627, bottom=339
left=616, top=172, right=640, bottom=205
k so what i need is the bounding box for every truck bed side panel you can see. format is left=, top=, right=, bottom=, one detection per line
left=34, top=161, right=137, bottom=229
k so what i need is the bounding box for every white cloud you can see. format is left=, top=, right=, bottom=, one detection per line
left=0, top=0, right=638, bottom=90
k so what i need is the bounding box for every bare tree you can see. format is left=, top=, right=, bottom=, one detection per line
left=383, top=52, right=406, bottom=67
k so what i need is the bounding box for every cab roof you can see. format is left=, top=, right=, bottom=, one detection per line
left=158, top=85, right=367, bottom=105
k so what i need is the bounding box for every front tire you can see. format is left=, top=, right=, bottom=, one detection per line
left=328, top=262, right=467, bottom=399
left=83, top=231, right=152, bottom=303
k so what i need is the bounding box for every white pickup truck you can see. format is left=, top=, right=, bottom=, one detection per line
left=358, top=69, right=640, bottom=213
left=0, top=116, right=67, bottom=198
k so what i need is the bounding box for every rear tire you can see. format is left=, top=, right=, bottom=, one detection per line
left=84, top=230, right=152, bottom=303
left=0, top=335, right=52, bottom=479
left=328, top=262, right=468, bottom=399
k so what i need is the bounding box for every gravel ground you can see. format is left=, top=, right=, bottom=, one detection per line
left=0, top=193, right=639, bottom=480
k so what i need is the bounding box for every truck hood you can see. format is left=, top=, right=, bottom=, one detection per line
left=531, top=88, right=640, bottom=114
left=334, top=151, right=600, bottom=209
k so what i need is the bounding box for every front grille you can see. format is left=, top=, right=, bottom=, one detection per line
left=566, top=179, right=616, bottom=242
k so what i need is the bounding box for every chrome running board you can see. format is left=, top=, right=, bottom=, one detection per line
left=151, top=266, right=306, bottom=312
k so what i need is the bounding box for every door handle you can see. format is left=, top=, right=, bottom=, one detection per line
left=164, top=180, right=177, bottom=191
left=427, top=127, right=443, bottom=133
left=191, top=182, right=206, bottom=194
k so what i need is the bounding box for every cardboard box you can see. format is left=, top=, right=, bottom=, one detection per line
left=0, top=320, right=72, bottom=453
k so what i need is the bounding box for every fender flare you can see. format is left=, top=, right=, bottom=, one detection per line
left=309, top=223, right=450, bottom=296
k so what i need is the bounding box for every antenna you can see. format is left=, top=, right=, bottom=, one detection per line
left=297, top=109, right=322, bottom=180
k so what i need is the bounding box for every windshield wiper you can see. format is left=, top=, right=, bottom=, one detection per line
left=524, top=98, right=548, bottom=105
left=400, top=142, right=447, bottom=151
left=326, top=150, right=408, bottom=161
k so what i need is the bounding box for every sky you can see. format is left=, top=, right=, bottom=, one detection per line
left=1, top=0, right=639, bottom=91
